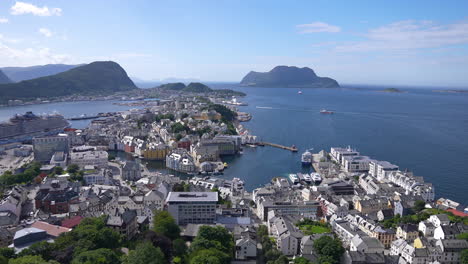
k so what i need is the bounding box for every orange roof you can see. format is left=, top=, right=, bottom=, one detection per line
left=446, top=208, right=468, bottom=217
left=61, top=216, right=83, bottom=228
left=31, top=221, right=71, bottom=237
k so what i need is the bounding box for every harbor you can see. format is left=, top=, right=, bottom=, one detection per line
left=257, top=141, right=298, bottom=152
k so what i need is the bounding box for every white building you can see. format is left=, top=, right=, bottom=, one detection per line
left=70, top=150, right=108, bottom=169
left=166, top=192, right=217, bottom=225
left=343, top=155, right=372, bottom=173
left=235, top=236, right=257, bottom=260
left=369, top=160, right=399, bottom=181
left=330, top=147, right=360, bottom=166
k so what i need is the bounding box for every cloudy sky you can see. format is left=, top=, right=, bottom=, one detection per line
left=1, top=0, right=468, bottom=87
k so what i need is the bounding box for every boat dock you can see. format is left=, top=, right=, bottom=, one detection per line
left=258, top=142, right=298, bottom=152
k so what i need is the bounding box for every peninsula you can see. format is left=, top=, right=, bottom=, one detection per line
left=0, top=61, right=137, bottom=104
left=240, top=65, right=340, bottom=88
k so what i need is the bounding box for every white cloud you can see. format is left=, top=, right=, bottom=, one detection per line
left=10, top=1, right=62, bottom=16
left=0, top=18, right=8, bottom=23
left=296, top=22, right=341, bottom=33
left=334, top=20, right=468, bottom=52
left=38, top=28, right=53, bottom=37
left=0, top=37, right=71, bottom=67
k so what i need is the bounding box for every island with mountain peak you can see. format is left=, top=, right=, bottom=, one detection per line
left=240, top=65, right=339, bottom=88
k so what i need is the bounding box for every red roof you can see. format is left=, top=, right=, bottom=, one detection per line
left=64, top=128, right=77, bottom=132
left=61, top=216, right=83, bottom=228
left=446, top=208, right=468, bottom=217
left=31, top=221, right=71, bottom=237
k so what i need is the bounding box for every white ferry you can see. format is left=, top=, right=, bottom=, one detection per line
left=310, top=172, right=322, bottom=184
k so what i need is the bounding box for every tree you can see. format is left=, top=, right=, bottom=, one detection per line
left=461, top=249, right=468, bottom=264
left=195, top=226, right=233, bottom=253
left=71, top=248, right=120, bottom=264
left=264, top=249, right=282, bottom=262
left=190, top=249, right=230, bottom=264
left=18, top=241, right=54, bottom=260
left=140, top=230, right=173, bottom=259
left=152, top=211, right=180, bottom=240
left=294, top=257, right=311, bottom=264
left=0, top=248, right=15, bottom=259
left=67, top=164, right=80, bottom=174
left=413, top=200, right=426, bottom=213
left=313, top=236, right=344, bottom=264
left=0, top=256, right=7, bottom=264
left=9, top=255, right=58, bottom=264
left=52, top=166, right=64, bottom=175
left=173, top=238, right=188, bottom=257
left=317, top=255, right=336, bottom=264
left=457, top=233, right=468, bottom=241
left=123, top=242, right=165, bottom=264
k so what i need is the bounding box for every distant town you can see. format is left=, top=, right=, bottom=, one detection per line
left=0, top=88, right=467, bottom=264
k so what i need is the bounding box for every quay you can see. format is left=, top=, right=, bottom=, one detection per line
left=257, top=142, right=298, bottom=152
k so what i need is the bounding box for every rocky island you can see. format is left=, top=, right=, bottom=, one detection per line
left=240, top=65, right=339, bottom=88
left=380, top=88, right=404, bottom=93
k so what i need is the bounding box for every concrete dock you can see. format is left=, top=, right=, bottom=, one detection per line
left=258, top=142, right=298, bottom=152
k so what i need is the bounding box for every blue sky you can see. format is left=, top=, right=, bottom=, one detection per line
left=1, top=0, right=468, bottom=87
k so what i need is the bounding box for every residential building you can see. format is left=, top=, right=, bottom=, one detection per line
left=122, top=161, right=141, bottom=181
left=69, top=149, right=108, bottom=169
left=106, top=209, right=138, bottom=239
left=368, top=160, right=398, bottom=181
left=435, top=239, right=468, bottom=264
left=330, top=147, right=360, bottom=165
left=350, top=235, right=385, bottom=254
left=35, top=178, right=79, bottom=214
left=396, top=224, right=419, bottom=241
left=235, top=236, right=257, bottom=260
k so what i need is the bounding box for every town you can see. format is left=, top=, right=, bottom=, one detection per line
left=0, top=91, right=467, bottom=264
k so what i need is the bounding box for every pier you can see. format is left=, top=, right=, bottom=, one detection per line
left=257, top=142, right=298, bottom=152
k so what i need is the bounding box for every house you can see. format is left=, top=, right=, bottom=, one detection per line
left=377, top=209, right=394, bottom=221
left=434, top=224, right=462, bottom=240
left=342, top=251, right=387, bottom=264
left=269, top=216, right=304, bottom=256
left=106, top=209, right=138, bottom=239
left=122, top=161, right=142, bottom=181
left=390, top=238, right=407, bottom=256
left=418, top=220, right=436, bottom=237
left=435, top=239, right=468, bottom=264
left=34, top=178, right=79, bottom=214
left=429, top=214, right=450, bottom=228
left=354, top=199, right=389, bottom=214
left=350, top=235, right=385, bottom=254
left=396, top=224, right=419, bottom=241
left=393, top=200, right=413, bottom=216
left=235, top=236, right=257, bottom=260
left=400, top=244, right=429, bottom=264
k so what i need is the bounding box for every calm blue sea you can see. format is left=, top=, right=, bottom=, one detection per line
left=0, top=87, right=467, bottom=203
left=220, top=87, right=468, bottom=204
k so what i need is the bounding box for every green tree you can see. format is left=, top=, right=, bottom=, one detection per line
left=67, top=164, right=80, bottom=174
left=461, top=249, right=468, bottom=264
left=152, top=211, right=180, bottom=240
left=294, top=257, right=311, bottom=264
left=317, top=255, right=336, bottom=264
left=0, top=256, right=7, bottom=264
left=71, top=248, right=120, bottom=264
left=457, top=233, right=468, bottom=241
left=52, top=166, right=64, bottom=175
left=413, top=200, right=426, bottom=213
left=195, top=226, right=233, bottom=252
left=264, top=249, right=282, bottom=262
left=190, top=249, right=230, bottom=264
left=9, top=255, right=58, bottom=264
left=313, top=236, right=344, bottom=264
left=123, top=242, right=165, bottom=264
left=18, top=241, right=54, bottom=260
left=0, top=248, right=15, bottom=259
left=173, top=238, right=188, bottom=257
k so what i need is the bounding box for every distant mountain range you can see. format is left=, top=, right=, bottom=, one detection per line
left=240, top=66, right=339, bottom=88
left=0, top=61, right=137, bottom=103
left=0, top=70, right=12, bottom=84
left=1, top=64, right=83, bottom=82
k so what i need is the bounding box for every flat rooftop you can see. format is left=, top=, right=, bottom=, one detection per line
left=166, top=192, right=218, bottom=203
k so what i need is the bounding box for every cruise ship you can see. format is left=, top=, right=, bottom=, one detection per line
left=301, top=150, right=312, bottom=166
left=0, top=112, right=70, bottom=144
left=310, top=172, right=322, bottom=185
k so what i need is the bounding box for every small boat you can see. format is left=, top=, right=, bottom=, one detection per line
left=320, top=109, right=334, bottom=114
left=303, top=173, right=312, bottom=184
left=311, top=172, right=322, bottom=184
left=298, top=91, right=303, bottom=94
left=223, top=162, right=228, bottom=168
left=288, top=173, right=299, bottom=184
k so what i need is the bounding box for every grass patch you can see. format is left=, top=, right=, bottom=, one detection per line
left=299, top=225, right=331, bottom=235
